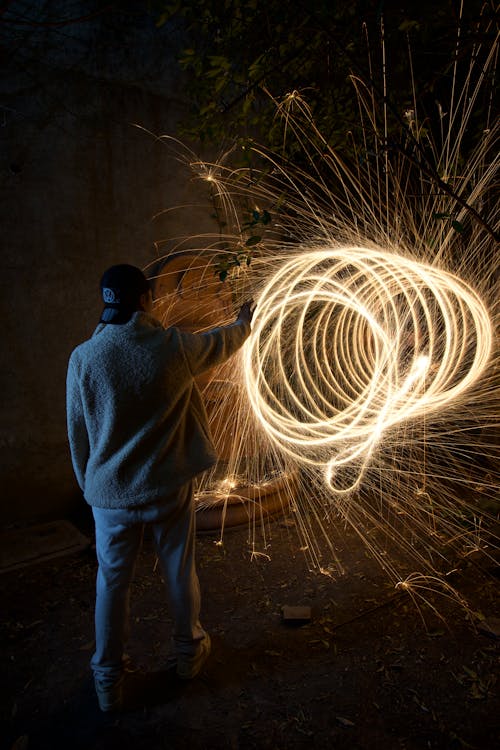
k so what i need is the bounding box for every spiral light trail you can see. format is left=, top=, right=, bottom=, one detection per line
left=244, top=246, right=493, bottom=495
left=152, top=27, right=498, bottom=601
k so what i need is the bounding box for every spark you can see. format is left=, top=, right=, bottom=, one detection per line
left=250, top=550, right=272, bottom=562
left=244, top=246, right=492, bottom=496
left=148, top=22, right=499, bottom=613
left=220, top=477, right=237, bottom=491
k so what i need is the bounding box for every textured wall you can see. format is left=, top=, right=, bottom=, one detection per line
left=0, top=3, right=214, bottom=523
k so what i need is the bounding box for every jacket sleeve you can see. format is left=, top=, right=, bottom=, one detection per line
left=181, top=319, right=251, bottom=377
left=66, top=353, right=89, bottom=492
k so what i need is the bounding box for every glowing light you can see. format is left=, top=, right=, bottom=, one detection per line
left=149, top=25, right=498, bottom=612
left=220, top=477, right=237, bottom=491
left=244, top=246, right=492, bottom=495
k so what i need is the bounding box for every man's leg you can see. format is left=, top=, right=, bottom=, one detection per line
left=91, top=507, right=143, bottom=707
left=151, top=482, right=210, bottom=676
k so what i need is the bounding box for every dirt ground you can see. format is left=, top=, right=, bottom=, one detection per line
left=1, top=505, right=499, bottom=750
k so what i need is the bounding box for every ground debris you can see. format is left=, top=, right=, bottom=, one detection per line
left=477, top=616, right=500, bottom=639
left=336, top=716, right=356, bottom=727
left=2, top=522, right=499, bottom=749
left=281, top=605, right=312, bottom=623
left=10, top=737, right=29, bottom=750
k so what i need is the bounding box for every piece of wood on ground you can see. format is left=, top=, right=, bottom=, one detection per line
left=281, top=605, right=312, bottom=624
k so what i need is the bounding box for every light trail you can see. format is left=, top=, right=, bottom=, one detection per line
left=150, top=19, right=498, bottom=610
left=244, top=246, right=493, bottom=495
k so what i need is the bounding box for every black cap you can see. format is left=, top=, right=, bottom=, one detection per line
left=100, top=264, right=151, bottom=324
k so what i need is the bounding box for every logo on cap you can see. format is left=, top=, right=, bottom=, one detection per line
left=103, top=287, right=120, bottom=304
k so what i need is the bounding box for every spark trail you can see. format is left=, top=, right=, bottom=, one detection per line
left=149, top=13, right=499, bottom=609
left=244, top=247, right=493, bottom=497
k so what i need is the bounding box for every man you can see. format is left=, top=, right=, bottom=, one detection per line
left=66, top=263, right=254, bottom=712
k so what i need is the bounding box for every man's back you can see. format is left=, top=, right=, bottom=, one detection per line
left=67, top=311, right=250, bottom=508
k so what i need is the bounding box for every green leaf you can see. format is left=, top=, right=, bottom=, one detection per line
left=451, top=220, right=464, bottom=233
left=214, top=77, right=228, bottom=94
left=275, top=193, right=287, bottom=210
left=208, top=55, right=231, bottom=70
left=242, top=95, right=255, bottom=117
left=206, top=68, right=223, bottom=78
left=433, top=212, right=451, bottom=220
left=200, top=102, right=217, bottom=115
left=399, top=20, right=421, bottom=32
left=156, top=12, right=169, bottom=28
left=219, top=270, right=228, bottom=282
left=245, top=235, right=261, bottom=246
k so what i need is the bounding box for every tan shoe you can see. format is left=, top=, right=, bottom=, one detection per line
left=177, top=634, right=211, bottom=679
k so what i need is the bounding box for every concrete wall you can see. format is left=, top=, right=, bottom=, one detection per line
left=0, top=2, right=214, bottom=523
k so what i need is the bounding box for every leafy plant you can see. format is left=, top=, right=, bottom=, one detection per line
left=213, top=208, right=272, bottom=281
left=151, top=0, right=494, bottom=165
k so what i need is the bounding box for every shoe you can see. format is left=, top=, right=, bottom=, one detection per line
left=94, top=674, right=124, bottom=712
left=177, top=634, right=211, bottom=680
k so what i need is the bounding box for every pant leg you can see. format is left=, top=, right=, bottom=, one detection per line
left=91, top=507, right=143, bottom=682
left=150, top=481, right=206, bottom=658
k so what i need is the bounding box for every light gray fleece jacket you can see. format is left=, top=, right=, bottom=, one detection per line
left=66, top=311, right=250, bottom=509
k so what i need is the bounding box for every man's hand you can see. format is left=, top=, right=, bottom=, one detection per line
left=237, top=300, right=255, bottom=325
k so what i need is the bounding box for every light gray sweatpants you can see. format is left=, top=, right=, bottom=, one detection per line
left=90, top=481, right=206, bottom=682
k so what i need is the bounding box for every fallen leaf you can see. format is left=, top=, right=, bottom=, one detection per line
left=78, top=640, right=95, bottom=651
left=336, top=716, right=355, bottom=727
left=10, top=737, right=29, bottom=750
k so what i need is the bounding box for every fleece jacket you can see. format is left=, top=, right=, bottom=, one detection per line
left=66, top=311, right=250, bottom=509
